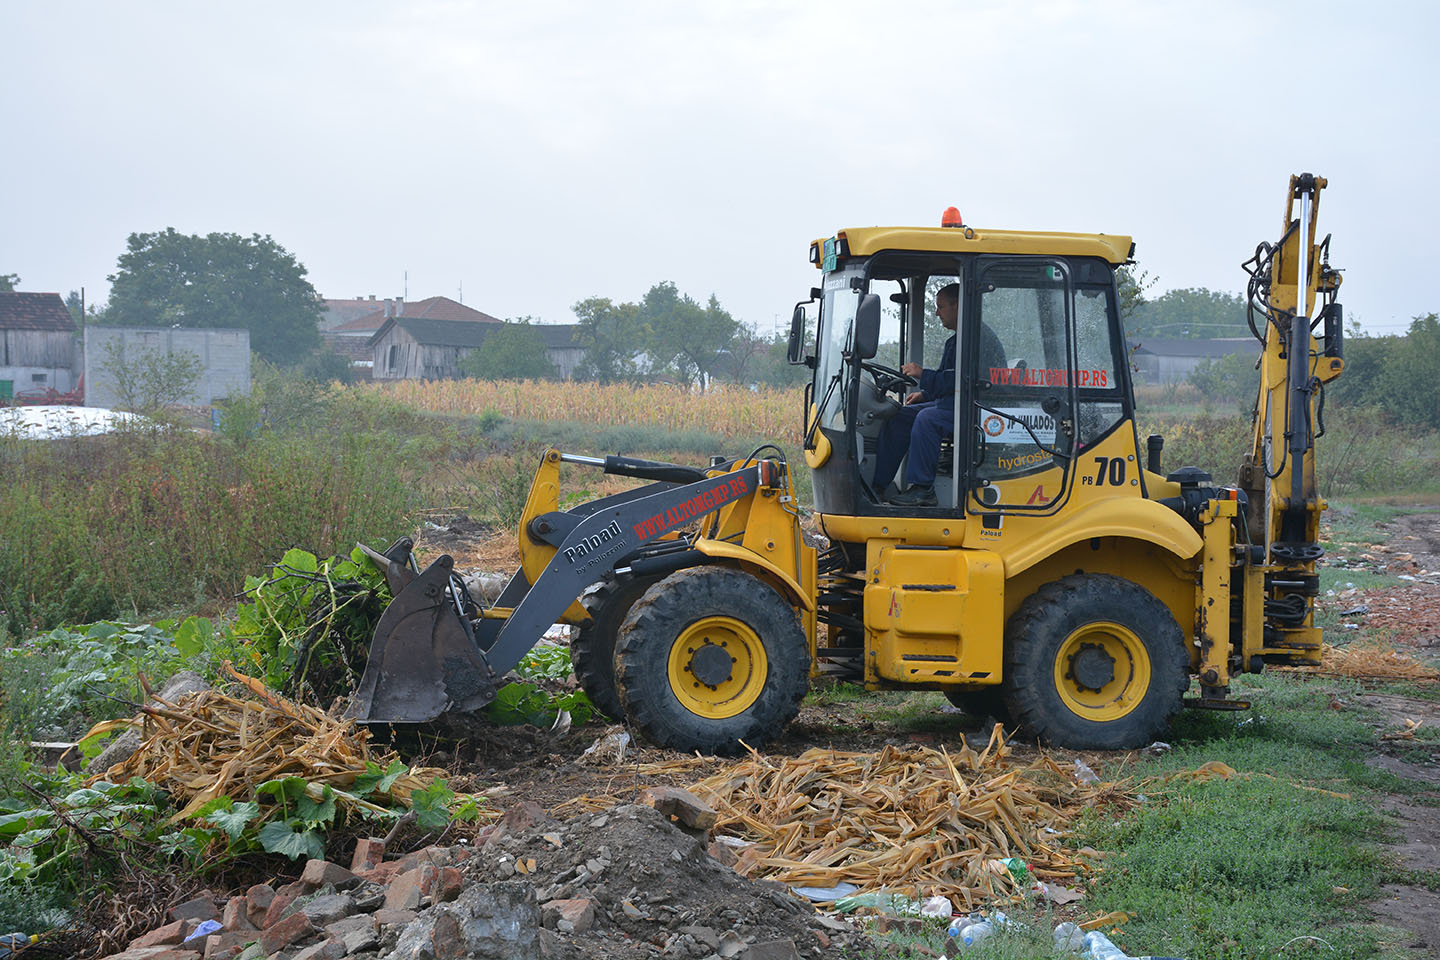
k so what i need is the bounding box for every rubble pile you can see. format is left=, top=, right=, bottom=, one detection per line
left=98, top=798, right=868, bottom=960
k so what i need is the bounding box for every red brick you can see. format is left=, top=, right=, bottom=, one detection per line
left=363, top=860, right=408, bottom=885
left=384, top=866, right=429, bottom=911
left=259, top=910, right=316, bottom=954
left=221, top=897, right=254, bottom=933
left=263, top=892, right=297, bottom=928
left=201, top=931, right=251, bottom=960
left=541, top=898, right=595, bottom=933
left=350, top=837, right=386, bottom=874
left=300, top=858, right=360, bottom=890
left=103, top=949, right=202, bottom=960
left=429, top=866, right=463, bottom=903
left=244, top=883, right=274, bottom=928
left=130, top=920, right=198, bottom=948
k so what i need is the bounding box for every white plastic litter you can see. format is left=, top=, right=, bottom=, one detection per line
left=0, top=405, right=146, bottom=440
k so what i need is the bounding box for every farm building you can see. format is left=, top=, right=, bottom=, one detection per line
left=0, top=292, right=79, bottom=400
left=83, top=327, right=251, bottom=407
left=1128, top=337, right=1261, bottom=384
left=322, top=296, right=501, bottom=362
left=371, top=317, right=584, bottom=380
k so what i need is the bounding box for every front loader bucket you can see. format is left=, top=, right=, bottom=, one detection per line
left=346, top=554, right=497, bottom=724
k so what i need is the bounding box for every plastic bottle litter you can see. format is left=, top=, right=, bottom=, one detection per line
left=946, top=913, right=979, bottom=939
left=997, top=857, right=1031, bottom=883
left=1054, top=921, right=1086, bottom=952
left=959, top=920, right=996, bottom=948
left=919, top=895, right=954, bottom=918
left=1073, top=759, right=1101, bottom=784
left=1083, top=930, right=1131, bottom=959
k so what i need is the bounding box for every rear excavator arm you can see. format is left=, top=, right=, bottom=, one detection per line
left=348, top=449, right=800, bottom=724
left=1237, top=173, right=1345, bottom=668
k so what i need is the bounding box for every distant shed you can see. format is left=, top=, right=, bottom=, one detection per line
left=0, top=292, right=79, bottom=399
left=370, top=318, right=583, bottom=380
left=84, top=327, right=251, bottom=407
left=1129, top=337, right=1261, bottom=384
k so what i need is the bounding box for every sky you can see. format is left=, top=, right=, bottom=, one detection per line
left=4, top=1, right=1436, bottom=335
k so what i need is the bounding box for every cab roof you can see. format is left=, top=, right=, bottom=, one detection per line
left=813, top=226, right=1133, bottom=266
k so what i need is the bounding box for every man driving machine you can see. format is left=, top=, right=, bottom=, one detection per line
left=871, top=282, right=1003, bottom=507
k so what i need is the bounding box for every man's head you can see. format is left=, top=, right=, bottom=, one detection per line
left=937, top=282, right=960, bottom=331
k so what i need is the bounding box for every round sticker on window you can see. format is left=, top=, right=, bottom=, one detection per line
left=982, top=414, right=1007, bottom=437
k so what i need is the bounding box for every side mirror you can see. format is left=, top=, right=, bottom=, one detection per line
left=786, top=303, right=807, bottom=364
left=853, top=293, right=881, bottom=360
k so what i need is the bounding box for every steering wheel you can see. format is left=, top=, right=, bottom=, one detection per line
left=860, top=360, right=917, bottom=396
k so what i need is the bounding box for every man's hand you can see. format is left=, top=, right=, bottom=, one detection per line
left=900, top=362, right=923, bottom=378
left=904, top=392, right=926, bottom=405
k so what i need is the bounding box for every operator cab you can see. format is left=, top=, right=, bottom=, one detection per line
left=793, top=221, right=1136, bottom=522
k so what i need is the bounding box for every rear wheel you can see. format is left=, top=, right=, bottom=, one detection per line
left=571, top=576, right=657, bottom=721
left=615, top=566, right=809, bottom=755
left=1003, top=573, right=1189, bottom=749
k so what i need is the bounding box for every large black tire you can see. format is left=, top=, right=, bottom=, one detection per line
left=571, top=576, right=657, bottom=721
left=615, top=566, right=809, bottom=755
left=1003, top=573, right=1190, bottom=750
left=943, top=687, right=1012, bottom=723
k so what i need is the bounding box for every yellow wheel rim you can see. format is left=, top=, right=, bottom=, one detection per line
left=1052, top=621, right=1151, bottom=721
left=666, top=616, right=769, bottom=719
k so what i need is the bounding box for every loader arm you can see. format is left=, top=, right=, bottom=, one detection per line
left=348, top=453, right=778, bottom=724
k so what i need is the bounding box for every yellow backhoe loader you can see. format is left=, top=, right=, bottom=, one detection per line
left=349, top=173, right=1344, bottom=753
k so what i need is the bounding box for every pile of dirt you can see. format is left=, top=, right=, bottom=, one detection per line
left=466, top=800, right=867, bottom=959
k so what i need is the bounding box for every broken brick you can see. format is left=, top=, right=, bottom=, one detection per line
left=259, top=910, right=316, bottom=955
left=639, top=785, right=718, bottom=830
left=350, top=837, right=386, bottom=874
left=130, top=919, right=199, bottom=949
left=541, top=898, right=596, bottom=933
left=300, top=858, right=360, bottom=891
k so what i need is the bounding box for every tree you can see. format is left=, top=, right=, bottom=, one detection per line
left=1388, top=313, right=1440, bottom=427
left=640, top=283, right=740, bottom=389
left=1115, top=266, right=1156, bottom=325
left=573, top=297, right=646, bottom=384
left=99, top=339, right=203, bottom=412
left=0, top=273, right=19, bottom=292
left=459, top=319, right=557, bottom=380
left=1129, top=287, right=1248, bottom=339
left=105, top=229, right=322, bottom=365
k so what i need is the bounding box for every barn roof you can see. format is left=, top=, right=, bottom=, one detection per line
left=0, top=292, right=76, bottom=332
left=1128, top=337, right=1260, bottom=358
left=371, top=318, right=579, bottom=349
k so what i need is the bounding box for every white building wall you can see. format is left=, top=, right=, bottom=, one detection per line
left=84, top=327, right=251, bottom=407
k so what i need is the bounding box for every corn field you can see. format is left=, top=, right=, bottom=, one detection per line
left=356, top=379, right=804, bottom=444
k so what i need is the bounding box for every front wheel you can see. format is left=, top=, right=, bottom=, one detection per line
left=1003, top=574, right=1190, bottom=749
left=615, top=566, right=809, bottom=755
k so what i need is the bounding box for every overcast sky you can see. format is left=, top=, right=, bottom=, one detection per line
left=4, top=1, right=1435, bottom=334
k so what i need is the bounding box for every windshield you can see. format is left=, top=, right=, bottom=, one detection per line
left=815, top=270, right=862, bottom=429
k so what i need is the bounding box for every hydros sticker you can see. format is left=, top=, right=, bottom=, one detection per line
left=980, top=408, right=1057, bottom=444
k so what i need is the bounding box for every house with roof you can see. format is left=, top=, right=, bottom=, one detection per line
left=370, top=317, right=584, bottom=381
left=321, top=296, right=503, bottom=362
left=0, top=291, right=79, bottom=401
left=1128, top=337, right=1261, bottom=384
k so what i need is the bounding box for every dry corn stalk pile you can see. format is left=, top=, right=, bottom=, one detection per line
left=1299, top=640, right=1440, bottom=682
left=83, top=663, right=482, bottom=823
left=558, top=726, right=1122, bottom=909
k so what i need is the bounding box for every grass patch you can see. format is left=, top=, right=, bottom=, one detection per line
left=1065, top=672, right=1404, bottom=959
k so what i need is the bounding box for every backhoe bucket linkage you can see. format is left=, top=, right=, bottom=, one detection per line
left=347, top=457, right=771, bottom=725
